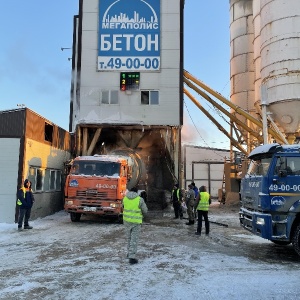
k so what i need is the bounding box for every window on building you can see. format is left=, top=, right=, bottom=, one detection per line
left=101, top=91, right=109, bottom=104
left=50, top=170, right=56, bottom=190
left=110, top=90, right=118, bottom=104
left=28, top=167, right=37, bottom=192
left=101, top=90, right=119, bottom=104
left=28, top=168, right=43, bottom=192
left=36, top=169, right=43, bottom=191
left=44, top=169, right=50, bottom=191
left=141, top=90, right=159, bottom=105
left=56, top=170, right=62, bottom=191
left=28, top=167, right=61, bottom=192
left=45, top=123, right=53, bottom=142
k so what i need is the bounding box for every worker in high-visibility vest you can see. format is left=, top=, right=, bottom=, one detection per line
left=122, top=186, right=148, bottom=264
left=194, top=185, right=211, bottom=236
left=171, top=183, right=183, bottom=219
left=17, top=179, right=35, bottom=231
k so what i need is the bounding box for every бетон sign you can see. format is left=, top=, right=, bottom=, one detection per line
left=98, top=0, right=160, bottom=71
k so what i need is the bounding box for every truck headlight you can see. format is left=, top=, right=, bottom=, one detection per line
left=256, top=217, right=265, bottom=225
left=66, top=201, right=73, bottom=205
left=110, top=203, right=120, bottom=208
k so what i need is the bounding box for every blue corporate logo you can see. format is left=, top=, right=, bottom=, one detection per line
left=69, top=179, right=79, bottom=187
left=101, top=0, right=159, bottom=30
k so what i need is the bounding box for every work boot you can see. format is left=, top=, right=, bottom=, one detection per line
left=24, top=225, right=33, bottom=229
left=186, top=220, right=194, bottom=225
left=195, top=231, right=201, bottom=236
left=129, top=258, right=138, bottom=264
left=18, top=227, right=23, bottom=231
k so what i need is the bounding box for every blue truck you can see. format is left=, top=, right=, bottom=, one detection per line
left=239, top=143, right=300, bottom=256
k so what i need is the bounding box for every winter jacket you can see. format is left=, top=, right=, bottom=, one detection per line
left=17, top=184, right=35, bottom=209
left=186, top=189, right=195, bottom=206
left=193, top=186, right=199, bottom=198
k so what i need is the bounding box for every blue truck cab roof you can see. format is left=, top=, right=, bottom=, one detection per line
left=248, top=143, right=300, bottom=160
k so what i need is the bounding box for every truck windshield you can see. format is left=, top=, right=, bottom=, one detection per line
left=71, top=161, right=121, bottom=176
left=247, top=158, right=272, bottom=176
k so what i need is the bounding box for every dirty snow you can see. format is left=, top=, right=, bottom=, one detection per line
left=1, top=204, right=300, bottom=300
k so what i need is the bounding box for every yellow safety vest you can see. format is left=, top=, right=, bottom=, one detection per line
left=123, top=196, right=143, bottom=224
left=17, top=187, right=26, bottom=205
left=172, top=189, right=180, bottom=201
left=196, top=191, right=210, bottom=211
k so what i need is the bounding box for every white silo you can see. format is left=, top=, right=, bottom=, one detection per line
left=260, top=0, right=300, bottom=143
left=230, top=0, right=257, bottom=149
left=253, top=0, right=261, bottom=105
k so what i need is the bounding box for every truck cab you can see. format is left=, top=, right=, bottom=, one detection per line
left=64, top=155, right=129, bottom=222
left=239, top=143, right=300, bottom=256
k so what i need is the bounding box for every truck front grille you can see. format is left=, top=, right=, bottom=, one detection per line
left=76, top=189, right=111, bottom=200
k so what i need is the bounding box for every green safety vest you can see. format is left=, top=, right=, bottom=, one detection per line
left=17, top=187, right=26, bottom=206
left=123, top=196, right=143, bottom=224
left=172, top=189, right=180, bottom=201
left=196, top=191, right=210, bottom=211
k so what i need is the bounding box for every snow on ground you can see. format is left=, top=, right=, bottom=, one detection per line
left=1, top=207, right=300, bottom=300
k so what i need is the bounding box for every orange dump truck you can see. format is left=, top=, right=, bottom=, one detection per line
left=64, top=154, right=132, bottom=222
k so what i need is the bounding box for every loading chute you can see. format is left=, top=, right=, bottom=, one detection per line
left=183, top=70, right=288, bottom=155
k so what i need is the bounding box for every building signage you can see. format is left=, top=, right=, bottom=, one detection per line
left=120, top=72, right=140, bottom=90
left=98, top=0, right=160, bottom=71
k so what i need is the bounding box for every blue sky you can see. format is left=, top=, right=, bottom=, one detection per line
left=0, top=0, right=230, bottom=148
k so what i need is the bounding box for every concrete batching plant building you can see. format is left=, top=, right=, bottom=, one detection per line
left=69, top=0, right=184, bottom=207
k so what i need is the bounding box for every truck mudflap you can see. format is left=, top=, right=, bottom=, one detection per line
left=239, top=208, right=273, bottom=240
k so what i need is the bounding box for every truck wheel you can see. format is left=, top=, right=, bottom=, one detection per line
left=70, top=212, right=81, bottom=222
left=271, top=240, right=291, bottom=246
left=292, top=223, right=300, bottom=256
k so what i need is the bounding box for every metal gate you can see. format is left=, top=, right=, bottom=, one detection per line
left=185, top=161, right=224, bottom=199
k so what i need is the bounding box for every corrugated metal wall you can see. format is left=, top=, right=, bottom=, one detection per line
left=0, top=109, right=26, bottom=137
